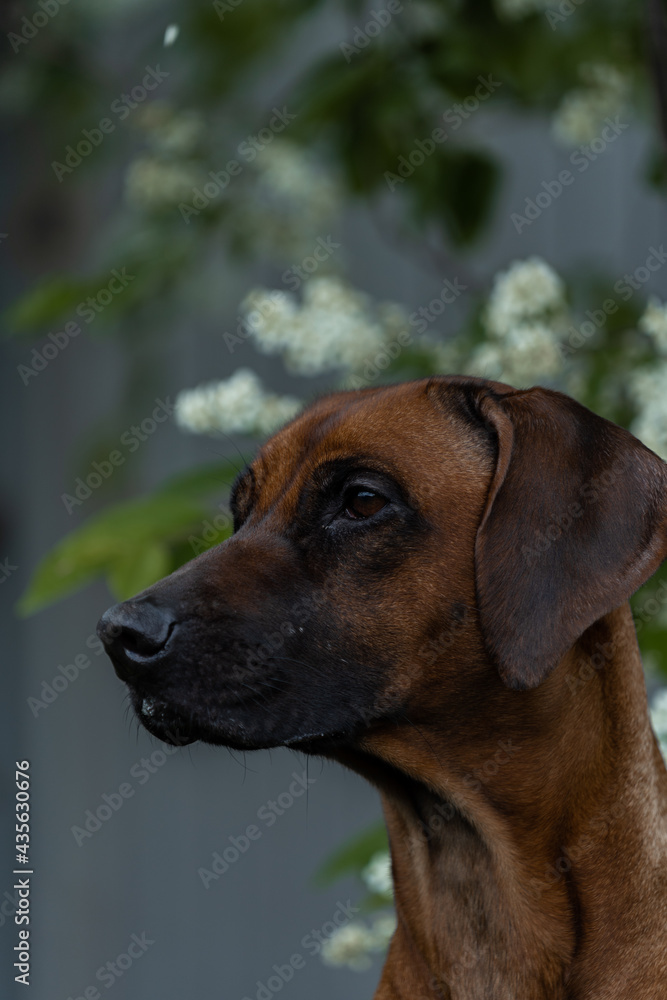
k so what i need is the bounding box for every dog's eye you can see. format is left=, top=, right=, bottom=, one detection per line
left=344, top=488, right=387, bottom=520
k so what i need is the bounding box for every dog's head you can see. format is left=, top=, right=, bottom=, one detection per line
left=97, top=376, right=667, bottom=753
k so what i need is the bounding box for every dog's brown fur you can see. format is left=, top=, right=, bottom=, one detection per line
left=99, top=377, right=667, bottom=998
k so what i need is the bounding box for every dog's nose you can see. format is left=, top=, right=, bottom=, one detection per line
left=97, top=599, right=177, bottom=679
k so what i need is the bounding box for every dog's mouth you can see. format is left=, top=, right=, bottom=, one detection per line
left=129, top=688, right=378, bottom=754
left=134, top=696, right=198, bottom=747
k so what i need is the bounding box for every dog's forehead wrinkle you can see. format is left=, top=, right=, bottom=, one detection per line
left=250, top=404, right=356, bottom=509
left=258, top=395, right=490, bottom=516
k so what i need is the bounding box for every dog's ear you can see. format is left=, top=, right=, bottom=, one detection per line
left=449, top=379, right=667, bottom=690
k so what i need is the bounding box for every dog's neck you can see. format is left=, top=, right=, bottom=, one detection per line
left=352, top=604, right=667, bottom=1000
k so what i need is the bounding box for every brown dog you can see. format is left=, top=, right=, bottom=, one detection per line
left=97, top=376, right=667, bottom=999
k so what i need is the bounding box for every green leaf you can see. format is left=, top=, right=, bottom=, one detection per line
left=314, top=822, right=388, bottom=887
left=18, top=493, right=209, bottom=616
left=5, top=278, right=90, bottom=334
left=645, top=144, right=667, bottom=192
left=633, top=573, right=667, bottom=681
left=442, top=150, right=500, bottom=246
left=17, top=456, right=246, bottom=616
left=107, top=543, right=171, bottom=601
left=414, top=148, right=500, bottom=247
left=160, top=460, right=245, bottom=500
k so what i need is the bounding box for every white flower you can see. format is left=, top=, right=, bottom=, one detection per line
left=254, top=394, right=303, bottom=436
left=629, top=362, right=667, bottom=459
left=466, top=343, right=504, bottom=379
left=362, top=851, right=393, bottom=898
left=552, top=64, right=629, bottom=147
left=320, top=913, right=397, bottom=971
left=320, top=923, right=376, bottom=971
left=124, top=156, right=199, bottom=207
left=469, top=325, right=562, bottom=385
left=253, top=140, right=340, bottom=219
left=651, top=689, right=667, bottom=762
left=135, top=103, right=206, bottom=155
left=242, top=290, right=299, bottom=353
left=485, top=257, right=566, bottom=338
left=460, top=258, right=570, bottom=387
left=639, top=298, right=667, bottom=356
left=369, top=913, right=397, bottom=950
left=502, top=322, right=564, bottom=379
left=175, top=369, right=301, bottom=438
left=229, top=140, right=342, bottom=259
left=428, top=338, right=464, bottom=375
left=242, top=278, right=404, bottom=377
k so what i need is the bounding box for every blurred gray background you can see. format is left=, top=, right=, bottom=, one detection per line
left=2, top=7, right=667, bottom=1000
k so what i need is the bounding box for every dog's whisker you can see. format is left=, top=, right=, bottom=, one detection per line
left=269, top=654, right=343, bottom=678
left=204, top=435, right=248, bottom=481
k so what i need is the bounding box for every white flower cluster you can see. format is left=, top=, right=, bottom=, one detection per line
left=242, top=277, right=409, bottom=377
left=125, top=157, right=200, bottom=208
left=639, top=297, right=667, bottom=354
left=361, top=851, right=394, bottom=898
left=231, top=140, right=342, bottom=259
left=552, top=64, right=629, bottom=147
left=175, top=368, right=301, bottom=438
left=651, top=689, right=667, bottom=762
left=255, top=141, right=339, bottom=217
left=321, top=913, right=397, bottom=971
left=125, top=104, right=205, bottom=208
left=629, top=299, right=667, bottom=459
left=468, top=257, right=568, bottom=385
